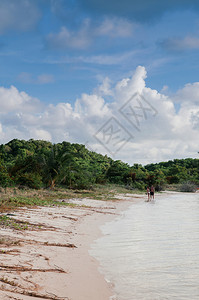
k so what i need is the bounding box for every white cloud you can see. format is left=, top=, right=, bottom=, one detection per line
left=174, top=82, right=199, bottom=104
left=161, top=36, right=199, bottom=51
left=30, top=129, right=52, bottom=142
left=96, top=17, right=134, bottom=37
left=17, top=72, right=33, bottom=84
left=114, top=65, right=147, bottom=101
left=37, top=74, right=54, bottom=84
left=0, top=85, right=41, bottom=113
left=79, top=50, right=138, bottom=65
left=46, top=21, right=92, bottom=50
left=95, top=77, right=113, bottom=96
left=44, top=50, right=139, bottom=65
left=17, top=72, right=54, bottom=84
left=0, top=66, right=199, bottom=165
left=75, top=94, right=110, bottom=118
left=46, top=17, right=135, bottom=50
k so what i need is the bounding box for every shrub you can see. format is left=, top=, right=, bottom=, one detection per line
left=131, top=181, right=145, bottom=190
left=180, top=181, right=197, bottom=192
left=16, top=173, right=43, bottom=189
left=155, top=184, right=165, bottom=192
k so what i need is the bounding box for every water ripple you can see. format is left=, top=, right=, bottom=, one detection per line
left=90, top=193, right=199, bottom=300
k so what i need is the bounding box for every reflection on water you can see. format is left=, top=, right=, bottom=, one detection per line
left=90, top=193, right=199, bottom=300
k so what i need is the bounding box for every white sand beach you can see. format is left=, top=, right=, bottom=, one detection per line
left=0, top=194, right=141, bottom=300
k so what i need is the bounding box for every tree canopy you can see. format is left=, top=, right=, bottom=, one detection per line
left=0, top=139, right=198, bottom=190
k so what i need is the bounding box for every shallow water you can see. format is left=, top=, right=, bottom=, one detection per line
left=90, top=192, right=199, bottom=300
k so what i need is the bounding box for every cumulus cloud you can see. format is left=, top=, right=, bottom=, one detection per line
left=30, top=129, right=52, bottom=141
left=94, top=77, right=113, bottom=96
left=0, top=85, right=41, bottom=113
left=0, top=0, right=41, bottom=34
left=75, top=93, right=110, bottom=118
left=174, top=82, right=199, bottom=104
left=0, top=66, right=199, bottom=164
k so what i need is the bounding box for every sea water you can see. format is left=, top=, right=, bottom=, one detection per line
left=90, top=192, right=199, bottom=300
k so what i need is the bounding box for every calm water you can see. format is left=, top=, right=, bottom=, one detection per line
left=90, top=193, right=199, bottom=300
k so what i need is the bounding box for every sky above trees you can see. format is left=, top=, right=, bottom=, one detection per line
left=0, top=0, right=199, bottom=164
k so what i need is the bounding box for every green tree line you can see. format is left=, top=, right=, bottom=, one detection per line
left=0, top=139, right=198, bottom=190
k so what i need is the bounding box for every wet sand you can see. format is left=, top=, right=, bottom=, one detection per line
left=0, top=194, right=141, bottom=300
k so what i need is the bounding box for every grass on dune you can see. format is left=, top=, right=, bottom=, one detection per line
left=0, top=184, right=143, bottom=212
left=0, top=184, right=143, bottom=231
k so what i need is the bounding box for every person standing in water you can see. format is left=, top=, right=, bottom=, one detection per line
left=147, top=187, right=150, bottom=201
left=150, top=185, right=155, bottom=200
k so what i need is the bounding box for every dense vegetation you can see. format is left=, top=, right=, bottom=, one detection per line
left=0, top=139, right=198, bottom=191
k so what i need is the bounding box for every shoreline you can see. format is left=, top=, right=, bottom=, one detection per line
left=0, top=193, right=143, bottom=300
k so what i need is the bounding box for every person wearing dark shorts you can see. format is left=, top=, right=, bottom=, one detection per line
left=150, top=185, right=155, bottom=200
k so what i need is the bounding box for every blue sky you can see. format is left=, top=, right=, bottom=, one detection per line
left=0, top=0, right=199, bottom=164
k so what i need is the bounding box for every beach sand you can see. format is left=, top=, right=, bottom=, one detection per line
left=0, top=194, right=142, bottom=300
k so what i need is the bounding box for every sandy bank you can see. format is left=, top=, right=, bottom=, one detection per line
left=0, top=194, right=143, bottom=300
